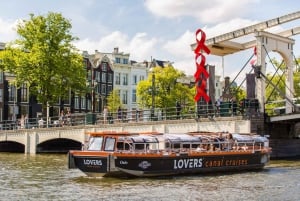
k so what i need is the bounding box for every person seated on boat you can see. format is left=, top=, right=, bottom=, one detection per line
left=224, top=133, right=235, bottom=150
left=196, top=144, right=206, bottom=152
left=214, top=132, right=225, bottom=150
left=205, top=143, right=215, bottom=151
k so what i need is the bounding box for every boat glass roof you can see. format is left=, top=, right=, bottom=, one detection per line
left=164, top=134, right=201, bottom=143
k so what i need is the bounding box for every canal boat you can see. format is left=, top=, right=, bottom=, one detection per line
left=68, top=131, right=271, bottom=177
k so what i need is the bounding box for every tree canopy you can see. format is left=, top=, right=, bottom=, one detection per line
left=0, top=12, right=86, bottom=112
left=136, top=65, right=194, bottom=114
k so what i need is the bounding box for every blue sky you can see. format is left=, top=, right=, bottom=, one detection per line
left=0, top=0, right=299, bottom=83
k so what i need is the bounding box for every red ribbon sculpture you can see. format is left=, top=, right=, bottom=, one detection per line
left=194, top=29, right=210, bottom=102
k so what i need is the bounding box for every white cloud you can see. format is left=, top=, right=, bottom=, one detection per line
left=74, top=31, right=158, bottom=62
left=163, top=30, right=194, bottom=58
left=144, top=0, right=258, bottom=23
left=0, top=18, right=19, bottom=42
left=128, top=33, right=158, bottom=61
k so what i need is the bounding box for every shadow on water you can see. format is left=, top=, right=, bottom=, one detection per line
left=69, top=158, right=300, bottom=190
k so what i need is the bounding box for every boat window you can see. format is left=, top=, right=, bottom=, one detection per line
left=116, top=142, right=124, bottom=150
left=104, top=137, right=116, bottom=151
left=88, top=137, right=103, bottom=151
left=134, top=143, right=145, bottom=150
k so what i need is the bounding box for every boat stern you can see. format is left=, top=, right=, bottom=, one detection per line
left=68, top=151, right=76, bottom=169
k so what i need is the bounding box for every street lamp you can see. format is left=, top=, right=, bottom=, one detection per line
left=151, top=71, right=155, bottom=120
left=91, top=67, right=95, bottom=113
left=149, top=58, right=155, bottom=120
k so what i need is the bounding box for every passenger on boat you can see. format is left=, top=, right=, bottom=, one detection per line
left=214, top=132, right=225, bottom=150
left=224, top=133, right=235, bottom=150
left=196, top=144, right=206, bottom=152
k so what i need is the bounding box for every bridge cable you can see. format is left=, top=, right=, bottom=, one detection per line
left=293, top=53, right=300, bottom=72
left=265, top=66, right=287, bottom=104
left=265, top=60, right=284, bottom=90
left=264, top=60, right=285, bottom=103
left=222, top=53, right=255, bottom=100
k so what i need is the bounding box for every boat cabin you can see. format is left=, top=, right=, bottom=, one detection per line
left=84, top=131, right=269, bottom=153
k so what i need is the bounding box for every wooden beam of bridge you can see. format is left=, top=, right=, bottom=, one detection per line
left=191, top=11, right=300, bottom=56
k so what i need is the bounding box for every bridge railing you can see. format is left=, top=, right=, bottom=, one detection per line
left=0, top=101, right=261, bottom=130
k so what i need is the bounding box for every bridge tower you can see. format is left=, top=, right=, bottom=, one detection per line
left=255, top=31, right=295, bottom=113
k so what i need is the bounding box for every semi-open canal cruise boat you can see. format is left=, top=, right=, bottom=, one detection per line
left=68, top=131, right=271, bottom=177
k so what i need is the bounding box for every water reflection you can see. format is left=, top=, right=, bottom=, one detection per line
left=0, top=153, right=299, bottom=201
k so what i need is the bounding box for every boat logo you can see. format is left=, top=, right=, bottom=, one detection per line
left=138, top=161, right=151, bottom=169
left=120, top=160, right=128, bottom=165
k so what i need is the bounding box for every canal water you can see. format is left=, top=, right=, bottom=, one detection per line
left=0, top=153, right=299, bottom=201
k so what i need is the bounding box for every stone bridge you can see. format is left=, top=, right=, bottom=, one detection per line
left=0, top=117, right=250, bottom=154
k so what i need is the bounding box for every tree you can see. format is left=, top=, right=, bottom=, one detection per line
left=136, top=65, right=194, bottom=116
left=0, top=12, right=86, bottom=114
left=107, top=89, right=122, bottom=113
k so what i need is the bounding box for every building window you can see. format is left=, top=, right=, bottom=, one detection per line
left=108, top=73, right=113, bottom=83
left=8, top=85, right=16, bottom=102
left=20, top=84, right=28, bottom=102
left=116, top=58, right=121, bottom=63
left=115, top=73, right=120, bottom=85
left=139, top=75, right=144, bottom=81
left=101, top=84, right=106, bottom=95
left=95, top=71, right=100, bottom=82
left=123, top=58, right=128, bottom=64
left=132, top=89, right=136, bottom=103
left=81, top=96, right=86, bottom=109
left=122, top=73, right=128, bottom=85
left=95, top=83, right=101, bottom=94
left=122, top=90, right=128, bottom=104
left=102, top=72, right=106, bottom=82
left=102, top=63, right=107, bottom=71
left=107, top=85, right=113, bottom=95
left=133, top=75, right=137, bottom=85
left=75, top=96, right=79, bottom=109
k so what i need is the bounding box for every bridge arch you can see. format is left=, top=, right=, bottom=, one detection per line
left=0, top=141, right=24, bottom=152
left=36, top=138, right=82, bottom=153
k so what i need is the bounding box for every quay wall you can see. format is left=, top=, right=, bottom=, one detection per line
left=269, top=139, right=300, bottom=159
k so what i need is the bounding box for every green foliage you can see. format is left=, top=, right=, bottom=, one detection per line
left=0, top=12, right=86, bottom=112
left=136, top=65, right=194, bottom=112
left=231, top=86, right=246, bottom=102
left=107, top=89, right=122, bottom=112
left=264, top=57, right=300, bottom=115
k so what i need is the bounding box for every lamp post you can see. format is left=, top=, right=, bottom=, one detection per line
left=13, top=86, right=17, bottom=124
left=151, top=71, right=155, bottom=120
left=91, top=67, right=95, bottom=113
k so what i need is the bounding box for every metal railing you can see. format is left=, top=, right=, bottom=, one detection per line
left=0, top=102, right=261, bottom=130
